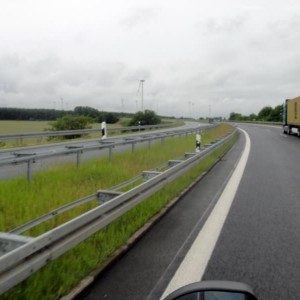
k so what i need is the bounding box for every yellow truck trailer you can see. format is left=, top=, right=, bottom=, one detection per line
left=283, top=96, right=300, bottom=135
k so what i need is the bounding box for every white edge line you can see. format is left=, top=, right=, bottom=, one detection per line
left=160, top=128, right=251, bottom=299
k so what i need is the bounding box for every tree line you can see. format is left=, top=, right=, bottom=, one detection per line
left=48, top=109, right=161, bottom=139
left=0, top=108, right=66, bottom=121
left=0, top=106, right=162, bottom=125
left=229, top=105, right=282, bottom=122
left=0, top=106, right=125, bottom=123
left=0, top=106, right=162, bottom=139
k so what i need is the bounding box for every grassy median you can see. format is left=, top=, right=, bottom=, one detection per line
left=0, top=124, right=236, bottom=300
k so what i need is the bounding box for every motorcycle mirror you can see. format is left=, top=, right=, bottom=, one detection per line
left=163, top=281, right=258, bottom=300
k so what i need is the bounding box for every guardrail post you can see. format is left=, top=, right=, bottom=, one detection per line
left=0, top=233, right=34, bottom=257
left=27, top=159, right=34, bottom=181
left=161, top=137, right=165, bottom=145
left=97, top=190, right=122, bottom=205
left=148, top=139, right=151, bottom=149
left=131, top=142, right=135, bottom=153
left=142, top=171, right=162, bottom=181
left=168, top=160, right=183, bottom=167
left=76, top=151, right=82, bottom=168
left=109, top=146, right=113, bottom=161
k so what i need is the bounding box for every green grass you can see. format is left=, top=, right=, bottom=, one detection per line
left=0, top=120, right=119, bottom=134
left=0, top=120, right=51, bottom=133
left=0, top=124, right=236, bottom=300
left=0, top=120, right=99, bottom=148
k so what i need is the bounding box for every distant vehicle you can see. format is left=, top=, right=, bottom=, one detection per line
left=283, top=96, right=300, bottom=136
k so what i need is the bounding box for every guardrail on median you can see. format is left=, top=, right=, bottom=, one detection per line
left=0, top=128, right=237, bottom=295
left=0, top=125, right=213, bottom=181
left=0, top=124, right=173, bottom=143
left=227, top=120, right=282, bottom=126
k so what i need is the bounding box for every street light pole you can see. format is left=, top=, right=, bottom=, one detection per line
left=140, top=79, right=145, bottom=111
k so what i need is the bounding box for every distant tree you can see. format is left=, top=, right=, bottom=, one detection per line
left=74, top=106, right=100, bottom=120
left=228, top=103, right=284, bottom=123
left=257, top=106, right=273, bottom=121
left=270, top=105, right=283, bottom=122
left=229, top=112, right=243, bottom=121
left=0, top=108, right=67, bottom=120
left=103, top=112, right=119, bottom=124
left=129, top=111, right=144, bottom=126
left=248, top=113, right=257, bottom=121
left=48, top=114, right=93, bottom=139
left=129, top=110, right=161, bottom=126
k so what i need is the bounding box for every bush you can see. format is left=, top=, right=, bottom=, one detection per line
left=47, top=115, right=93, bottom=139
left=103, top=112, right=119, bottom=124
left=129, top=110, right=161, bottom=126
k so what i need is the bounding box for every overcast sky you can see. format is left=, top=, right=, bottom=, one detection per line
left=1, top=0, right=300, bottom=118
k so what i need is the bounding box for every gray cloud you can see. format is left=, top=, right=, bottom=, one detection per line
left=0, top=52, right=153, bottom=112
left=196, top=14, right=248, bottom=36
left=120, top=6, right=160, bottom=28
left=1, top=1, right=300, bottom=118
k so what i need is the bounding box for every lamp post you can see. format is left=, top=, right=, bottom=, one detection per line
left=140, top=79, right=145, bottom=111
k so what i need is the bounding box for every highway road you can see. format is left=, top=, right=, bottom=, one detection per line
left=202, top=124, right=300, bottom=299
left=78, top=124, right=300, bottom=300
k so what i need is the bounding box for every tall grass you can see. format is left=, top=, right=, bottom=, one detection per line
left=0, top=124, right=236, bottom=300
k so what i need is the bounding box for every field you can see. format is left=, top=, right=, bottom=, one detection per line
left=0, top=124, right=236, bottom=300
left=0, top=119, right=182, bottom=148
left=0, top=120, right=51, bottom=133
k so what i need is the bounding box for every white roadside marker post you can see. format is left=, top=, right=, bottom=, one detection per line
left=101, top=121, right=107, bottom=139
left=196, top=133, right=201, bottom=152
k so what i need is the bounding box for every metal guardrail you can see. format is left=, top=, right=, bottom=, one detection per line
left=0, top=124, right=173, bottom=141
left=227, top=120, right=282, bottom=126
left=0, top=129, right=236, bottom=295
left=0, top=125, right=213, bottom=181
